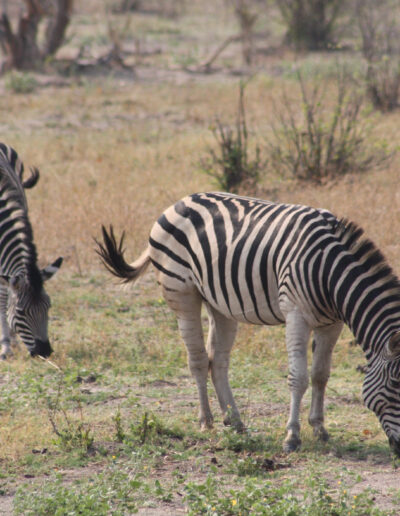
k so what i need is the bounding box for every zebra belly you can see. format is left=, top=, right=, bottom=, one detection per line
left=206, top=295, right=283, bottom=325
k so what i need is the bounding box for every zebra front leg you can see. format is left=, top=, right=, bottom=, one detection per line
left=283, top=310, right=311, bottom=453
left=163, top=287, right=213, bottom=430
left=309, top=322, right=343, bottom=442
left=206, top=304, right=244, bottom=432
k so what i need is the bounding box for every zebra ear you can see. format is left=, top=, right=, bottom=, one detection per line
left=41, top=257, right=63, bottom=282
left=387, top=332, right=400, bottom=359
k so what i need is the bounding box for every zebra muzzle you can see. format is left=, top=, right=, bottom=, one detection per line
left=30, top=339, right=53, bottom=358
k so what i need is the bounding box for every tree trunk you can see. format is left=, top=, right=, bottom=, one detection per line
left=0, top=0, right=73, bottom=72
left=43, top=0, right=73, bottom=57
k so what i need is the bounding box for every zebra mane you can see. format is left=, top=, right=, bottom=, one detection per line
left=0, top=148, right=43, bottom=294
left=333, top=218, right=400, bottom=291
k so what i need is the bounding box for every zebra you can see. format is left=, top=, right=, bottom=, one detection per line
left=95, top=192, right=400, bottom=456
left=0, top=143, right=40, bottom=359
left=0, top=144, right=63, bottom=359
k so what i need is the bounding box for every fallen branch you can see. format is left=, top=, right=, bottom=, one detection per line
left=199, top=34, right=242, bottom=72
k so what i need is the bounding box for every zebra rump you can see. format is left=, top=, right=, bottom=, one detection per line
left=96, top=192, right=400, bottom=456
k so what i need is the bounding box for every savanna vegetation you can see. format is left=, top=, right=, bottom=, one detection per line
left=0, top=0, right=400, bottom=514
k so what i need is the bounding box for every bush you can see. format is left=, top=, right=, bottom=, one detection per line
left=276, top=0, right=345, bottom=51
left=4, top=71, right=37, bottom=94
left=200, top=83, right=264, bottom=193
left=266, top=68, right=390, bottom=184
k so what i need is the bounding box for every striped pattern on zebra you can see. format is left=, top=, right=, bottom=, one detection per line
left=0, top=143, right=62, bottom=359
left=96, top=192, right=400, bottom=456
left=0, top=143, right=40, bottom=359
left=0, top=143, right=40, bottom=191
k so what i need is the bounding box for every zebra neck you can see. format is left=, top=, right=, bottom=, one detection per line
left=0, top=191, right=42, bottom=291
left=333, top=271, right=400, bottom=361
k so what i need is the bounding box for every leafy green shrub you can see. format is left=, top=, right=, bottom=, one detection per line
left=4, top=71, right=37, bottom=94
left=266, top=68, right=390, bottom=184
left=201, top=83, right=264, bottom=193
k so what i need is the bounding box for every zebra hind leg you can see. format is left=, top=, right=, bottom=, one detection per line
left=206, top=304, right=244, bottom=432
left=308, top=322, right=343, bottom=442
left=162, top=286, right=214, bottom=430
left=283, top=310, right=311, bottom=453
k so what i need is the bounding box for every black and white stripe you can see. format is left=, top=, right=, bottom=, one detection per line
left=0, top=143, right=40, bottom=358
left=0, top=143, right=62, bottom=359
left=97, top=192, right=400, bottom=456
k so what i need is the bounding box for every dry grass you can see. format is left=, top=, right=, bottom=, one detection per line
left=0, top=3, right=400, bottom=513
left=2, top=76, right=399, bottom=276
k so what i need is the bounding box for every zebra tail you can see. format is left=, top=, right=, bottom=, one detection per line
left=95, top=225, right=150, bottom=284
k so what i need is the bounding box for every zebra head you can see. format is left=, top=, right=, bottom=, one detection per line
left=363, top=331, right=400, bottom=457
left=0, top=257, right=63, bottom=358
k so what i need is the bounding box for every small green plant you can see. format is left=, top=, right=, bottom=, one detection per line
left=13, top=470, right=143, bottom=515
left=201, top=83, right=264, bottom=193
left=113, top=409, right=126, bottom=442
left=46, top=376, right=94, bottom=453
left=267, top=67, right=391, bottom=184
left=218, top=428, right=271, bottom=454
left=128, top=411, right=184, bottom=445
left=4, top=71, right=37, bottom=94
left=52, top=421, right=94, bottom=453
left=184, top=472, right=390, bottom=515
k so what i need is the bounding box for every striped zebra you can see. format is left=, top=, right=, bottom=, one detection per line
left=0, top=144, right=63, bottom=359
left=96, top=192, right=400, bottom=456
left=0, top=143, right=40, bottom=359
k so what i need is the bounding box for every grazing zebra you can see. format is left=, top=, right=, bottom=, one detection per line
left=96, top=192, right=400, bottom=456
left=0, top=144, right=63, bottom=359
left=0, top=143, right=40, bottom=359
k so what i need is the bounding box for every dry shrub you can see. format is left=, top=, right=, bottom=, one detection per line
left=200, top=83, right=264, bottom=194
left=266, top=68, right=391, bottom=184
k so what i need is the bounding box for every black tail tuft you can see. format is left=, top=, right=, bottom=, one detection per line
left=94, top=225, right=136, bottom=282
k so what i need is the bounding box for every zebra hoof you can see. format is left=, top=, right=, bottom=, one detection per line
left=223, top=416, right=246, bottom=433
left=200, top=418, right=214, bottom=431
left=313, top=426, right=329, bottom=442
left=283, top=435, right=301, bottom=453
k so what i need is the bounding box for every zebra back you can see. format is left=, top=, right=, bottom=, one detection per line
left=0, top=144, right=42, bottom=289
